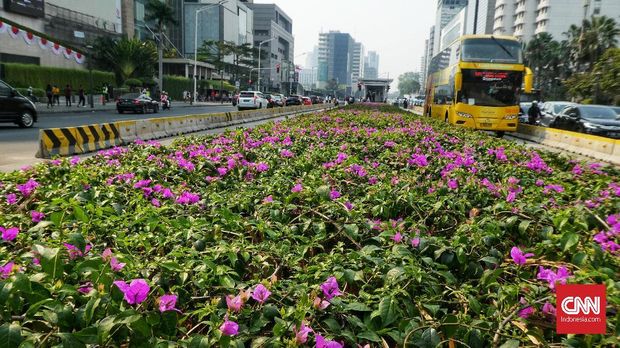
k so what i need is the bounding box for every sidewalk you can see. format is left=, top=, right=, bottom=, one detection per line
left=37, top=100, right=232, bottom=115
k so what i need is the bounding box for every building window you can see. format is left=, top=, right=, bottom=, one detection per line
left=254, top=30, right=269, bottom=36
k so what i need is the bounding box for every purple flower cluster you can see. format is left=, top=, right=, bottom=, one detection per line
left=537, top=266, right=571, bottom=290
left=593, top=214, right=620, bottom=253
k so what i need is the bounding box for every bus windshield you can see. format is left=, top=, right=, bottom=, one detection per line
left=459, top=70, right=523, bottom=107
left=461, top=38, right=523, bottom=64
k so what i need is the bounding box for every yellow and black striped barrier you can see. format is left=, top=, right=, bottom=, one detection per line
left=36, top=104, right=331, bottom=159
left=36, top=123, right=122, bottom=158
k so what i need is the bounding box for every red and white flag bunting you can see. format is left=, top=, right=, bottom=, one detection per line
left=0, top=20, right=86, bottom=64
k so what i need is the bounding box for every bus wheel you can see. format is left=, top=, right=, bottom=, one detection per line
left=496, top=131, right=505, bottom=138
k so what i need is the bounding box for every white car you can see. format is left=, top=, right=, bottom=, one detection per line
left=237, top=91, right=268, bottom=111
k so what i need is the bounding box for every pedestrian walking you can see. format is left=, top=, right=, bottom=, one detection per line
left=78, top=86, right=86, bottom=107
left=64, top=84, right=72, bottom=106
left=46, top=84, right=53, bottom=108
left=102, top=84, right=108, bottom=105
left=403, top=99, right=408, bottom=109
left=52, top=85, right=60, bottom=105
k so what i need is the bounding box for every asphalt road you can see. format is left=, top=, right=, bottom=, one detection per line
left=0, top=104, right=235, bottom=172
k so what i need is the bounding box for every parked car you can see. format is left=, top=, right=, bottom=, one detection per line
left=285, top=95, right=302, bottom=106
left=539, top=101, right=577, bottom=127
left=301, top=96, right=312, bottom=106
left=555, top=105, right=620, bottom=139
left=412, top=96, right=425, bottom=106
left=117, top=93, right=160, bottom=114
left=0, top=79, right=37, bottom=128
left=518, top=102, right=532, bottom=124
left=310, top=96, right=322, bottom=104
left=271, top=94, right=285, bottom=107
left=237, top=91, right=267, bottom=111
left=611, top=106, right=620, bottom=115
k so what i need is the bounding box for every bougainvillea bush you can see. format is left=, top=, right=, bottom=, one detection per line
left=1, top=105, right=618, bottom=347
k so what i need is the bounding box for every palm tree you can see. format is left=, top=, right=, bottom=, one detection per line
left=564, top=16, right=619, bottom=72
left=145, top=0, right=177, bottom=92
left=92, top=38, right=157, bottom=86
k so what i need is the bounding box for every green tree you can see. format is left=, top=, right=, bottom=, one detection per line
left=145, top=0, right=178, bottom=91
left=525, top=33, right=568, bottom=100
left=564, top=16, right=619, bottom=72
left=91, top=38, right=157, bottom=86
left=566, top=48, right=620, bottom=104
left=397, top=72, right=421, bottom=96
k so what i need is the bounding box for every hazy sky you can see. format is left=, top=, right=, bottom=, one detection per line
left=253, top=0, right=437, bottom=87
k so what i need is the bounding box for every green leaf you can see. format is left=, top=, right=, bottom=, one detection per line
left=378, top=297, right=397, bottom=327
left=346, top=302, right=372, bottom=312
left=0, top=323, right=24, bottom=347
left=344, top=224, right=359, bottom=237
left=188, top=335, right=210, bottom=348
left=560, top=232, right=579, bottom=252
left=160, top=261, right=183, bottom=272
left=518, top=220, right=531, bottom=233
left=68, top=233, right=87, bottom=252
left=73, top=205, right=89, bottom=223
left=442, top=314, right=458, bottom=338
left=500, top=339, right=521, bottom=348
left=357, top=331, right=382, bottom=342
left=33, top=245, right=63, bottom=280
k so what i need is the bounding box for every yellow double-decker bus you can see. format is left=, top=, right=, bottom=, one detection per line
left=424, top=35, right=533, bottom=135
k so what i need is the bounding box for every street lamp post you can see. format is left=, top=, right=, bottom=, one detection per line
left=85, top=45, right=94, bottom=109
left=194, top=1, right=227, bottom=103
left=257, top=37, right=276, bottom=92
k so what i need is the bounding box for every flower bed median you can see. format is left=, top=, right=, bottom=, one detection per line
left=0, top=104, right=618, bottom=347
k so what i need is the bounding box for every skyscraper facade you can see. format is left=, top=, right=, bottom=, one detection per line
left=364, top=50, right=379, bottom=79
left=318, top=31, right=355, bottom=88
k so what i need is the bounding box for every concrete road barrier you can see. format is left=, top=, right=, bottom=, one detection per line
left=36, top=104, right=332, bottom=158
left=516, top=124, right=620, bottom=165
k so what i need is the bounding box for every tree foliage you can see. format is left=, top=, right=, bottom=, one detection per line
left=565, top=48, right=620, bottom=105
left=90, top=37, right=157, bottom=86
left=397, top=72, right=421, bottom=96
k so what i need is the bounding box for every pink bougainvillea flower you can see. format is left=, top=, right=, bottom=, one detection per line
left=409, top=153, right=428, bottom=167
left=6, top=193, right=17, bottom=205
left=1, top=261, right=15, bottom=279
left=315, top=334, right=344, bottom=348
left=519, top=306, right=535, bottom=319
left=31, top=211, right=45, bottom=223
left=256, top=162, right=270, bottom=172
left=158, top=294, right=178, bottom=313
left=411, top=237, right=420, bottom=248
left=313, top=296, right=331, bottom=310
left=293, top=322, right=313, bottom=344
left=64, top=243, right=92, bottom=259
left=110, top=257, right=126, bottom=272
left=217, top=167, right=228, bottom=176
left=542, top=302, right=556, bottom=317
left=329, top=190, right=341, bottom=200
left=113, top=279, right=150, bottom=305
left=281, top=149, right=295, bottom=158
left=17, top=179, right=39, bottom=197
left=32, top=258, right=40, bottom=266
left=510, top=247, right=534, bottom=266
left=251, top=284, right=272, bottom=304
left=344, top=201, right=353, bottom=211
left=176, top=191, right=200, bottom=205
left=78, top=282, right=94, bottom=294
left=292, top=184, right=303, bottom=193
left=447, top=179, right=458, bottom=190
left=263, top=195, right=273, bottom=203
left=220, top=317, right=239, bottom=336
left=320, top=276, right=341, bottom=300
left=102, top=248, right=113, bottom=262
left=226, top=294, right=244, bottom=312
left=537, top=266, right=571, bottom=290
left=391, top=232, right=403, bottom=243
left=1, top=227, right=19, bottom=242
left=70, top=157, right=80, bottom=165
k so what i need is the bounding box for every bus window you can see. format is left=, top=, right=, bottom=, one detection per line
left=460, top=70, right=523, bottom=107
left=461, top=38, right=523, bottom=64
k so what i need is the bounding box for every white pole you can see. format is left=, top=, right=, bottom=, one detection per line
left=193, top=9, right=199, bottom=103
left=257, top=42, right=262, bottom=92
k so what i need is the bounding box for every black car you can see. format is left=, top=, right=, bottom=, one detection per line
left=555, top=105, right=620, bottom=139
left=0, top=79, right=37, bottom=128
left=285, top=96, right=302, bottom=106
left=611, top=106, right=620, bottom=116
left=116, top=93, right=160, bottom=114
left=539, top=101, right=577, bottom=127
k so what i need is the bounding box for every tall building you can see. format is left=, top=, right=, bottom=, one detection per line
left=351, top=42, right=365, bottom=88
left=244, top=2, right=294, bottom=92
left=0, top=0, right=121, bottom=69
left=184, top=0, right=254, bottom=60
left=432, top=0, right=468, bottom=56
left=318, top=31, right=355, bottom=88
left=299, top=67, right=318, bottom=90
left=364, top=50, right=379, bottom=79
left=493, top=0, right=620, bottom=42
left=305, top=45, right=318, bottom=68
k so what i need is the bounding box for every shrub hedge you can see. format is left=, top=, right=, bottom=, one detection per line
left=0, top=63, right=115, bottom=92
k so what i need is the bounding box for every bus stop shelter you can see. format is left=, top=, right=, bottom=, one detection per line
left=358, top=78, right=393, bottom=103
